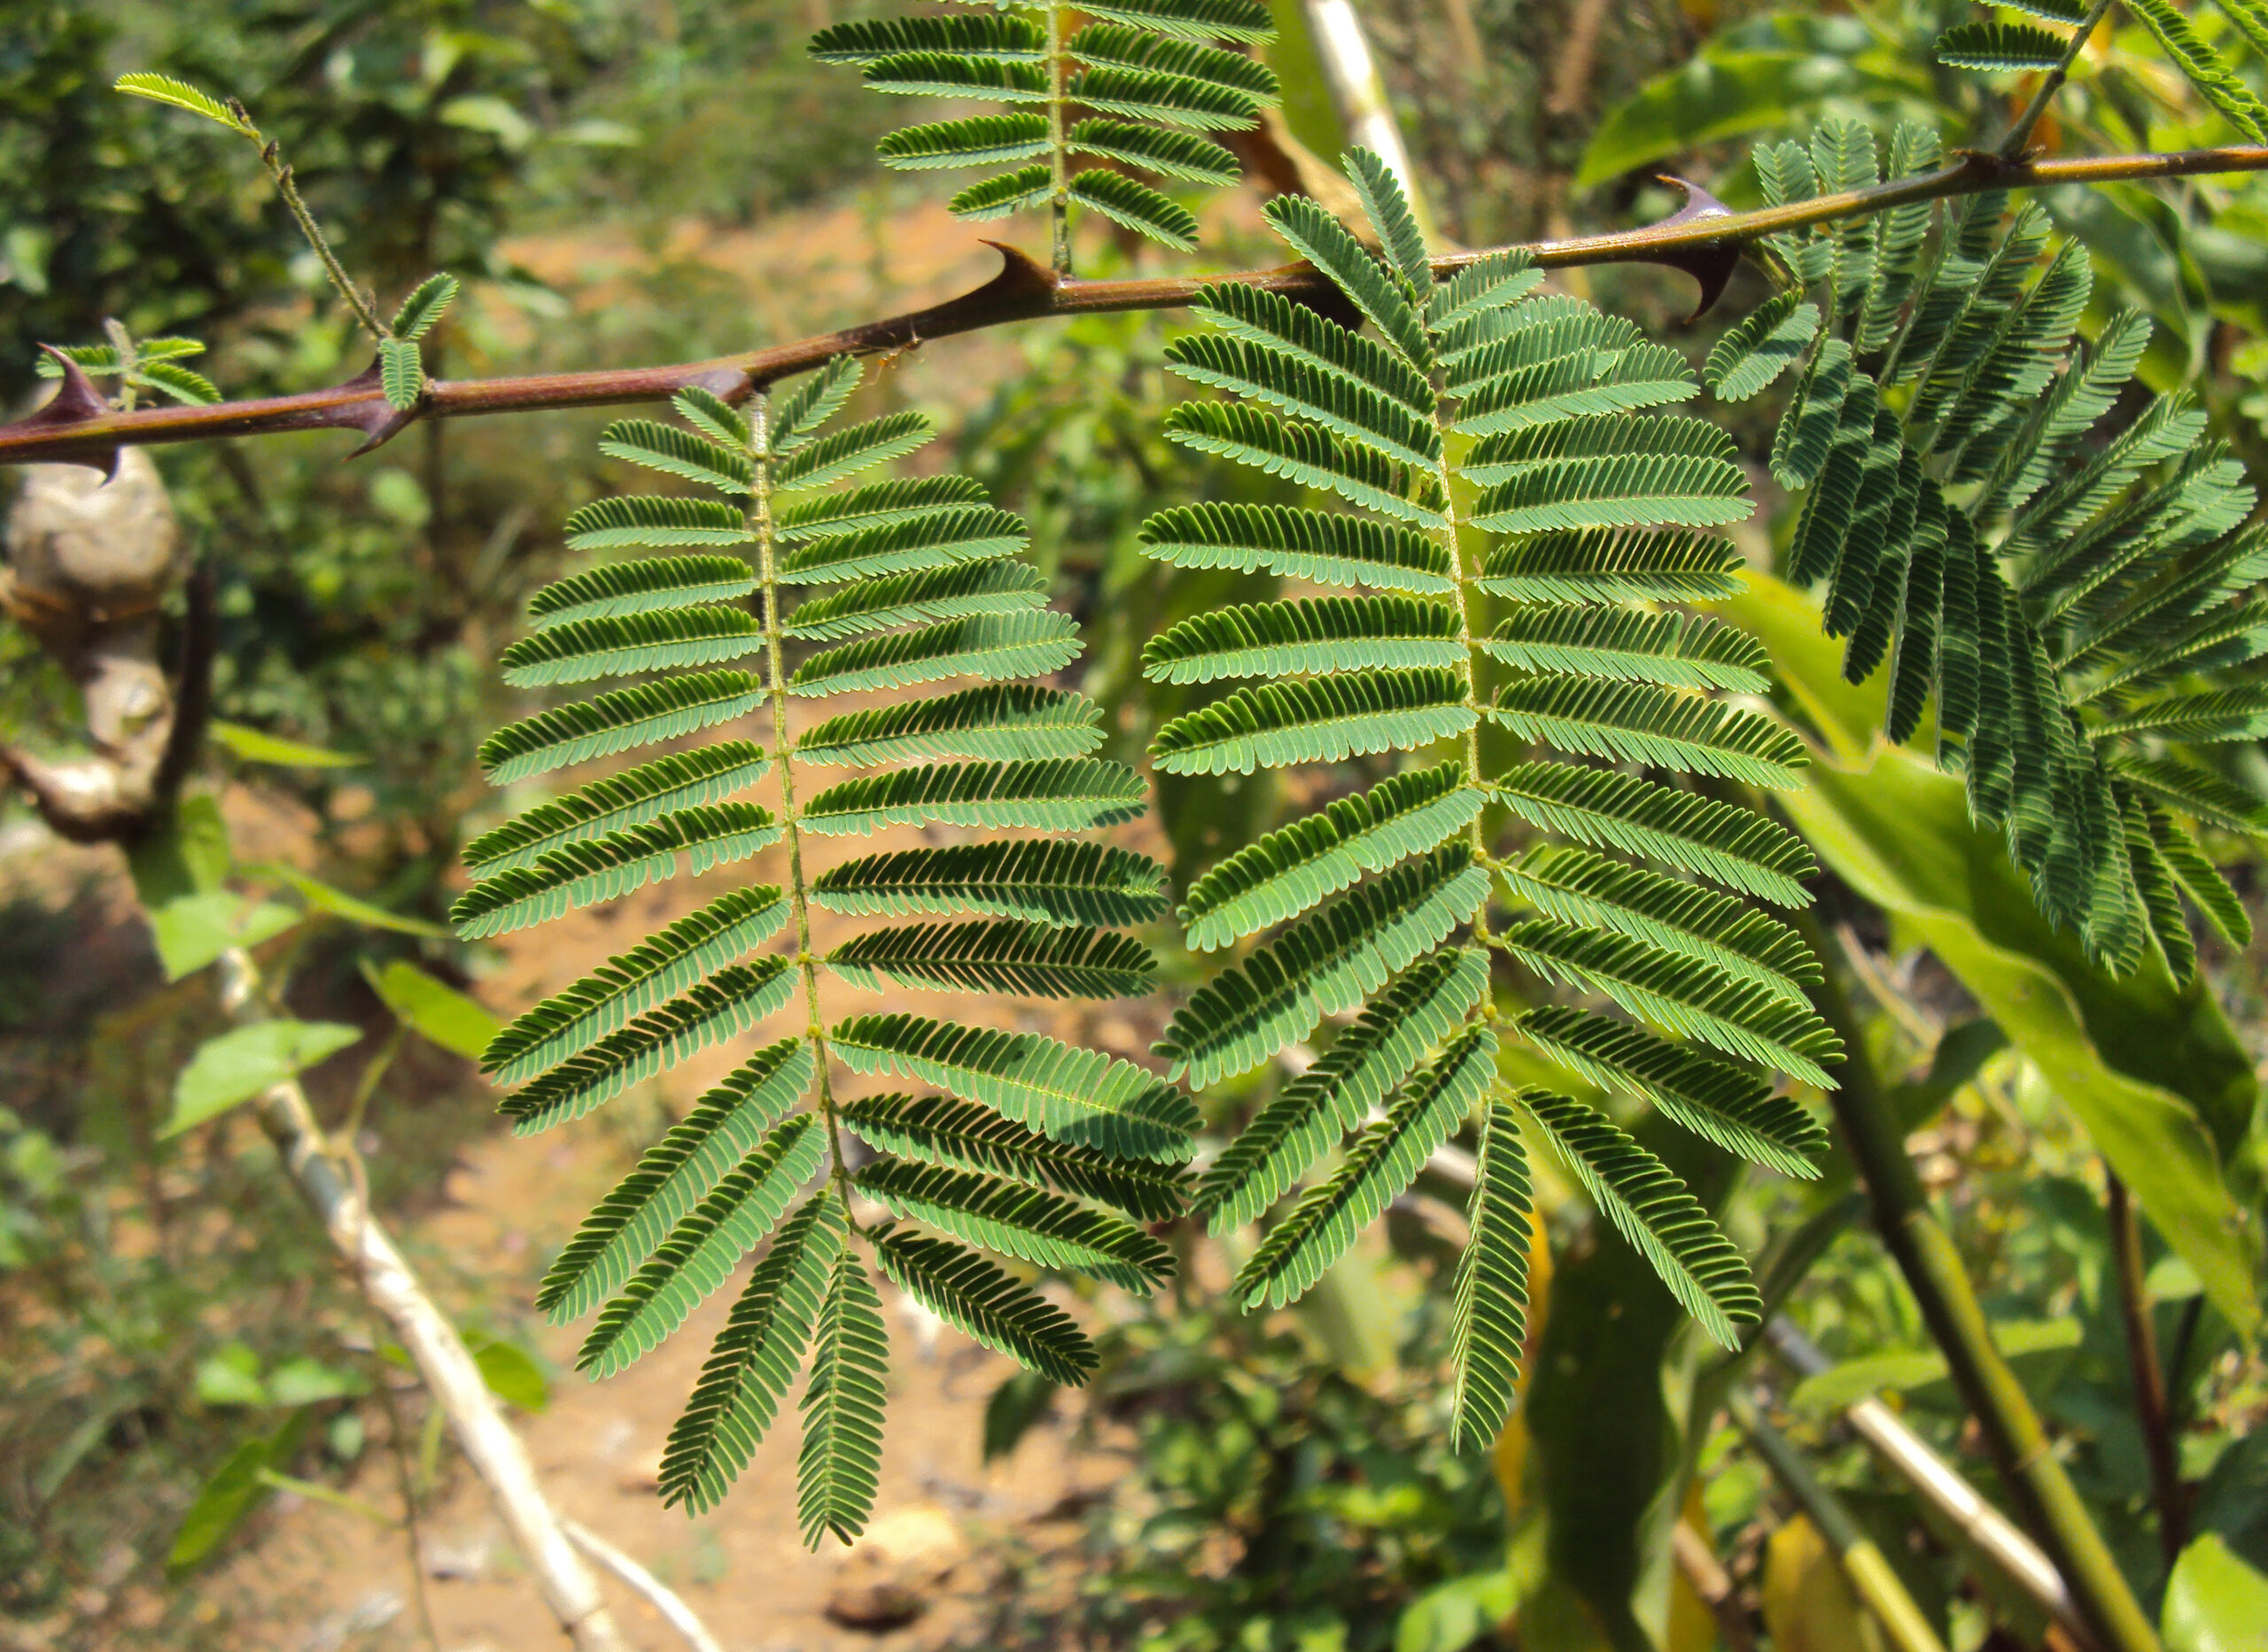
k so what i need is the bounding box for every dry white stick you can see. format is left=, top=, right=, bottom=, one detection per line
left=218, top=949, right=633, bottom=1652
left=564, top=1520, right=726, bottom=1652
left=1301, top=0, right=1431, bottom=231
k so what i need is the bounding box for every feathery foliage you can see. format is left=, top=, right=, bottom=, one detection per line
left=1730, top=119, right=2268, bottom=977
left=462, top=359, right=1173, bottom=1539
left=1935, top=0, right=2268, bottom=141
left=1138, top=153, right=1831, bottom=1438
left=812, top=0, right=1278, bottom=260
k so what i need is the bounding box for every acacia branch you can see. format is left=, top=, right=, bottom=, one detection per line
left=4, top=143, right=2265, bottom=472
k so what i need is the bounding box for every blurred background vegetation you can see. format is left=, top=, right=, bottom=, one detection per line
left=4, top=0, right=2266, bottom=1648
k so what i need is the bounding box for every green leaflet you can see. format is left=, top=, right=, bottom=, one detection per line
left=1704, top=292, right=1820, bottom=402
left=1488, top=762, right=1816, bottom=905
left=1263, top=191, right=1433, bottom=371
left=1480, top=608, right=1770, bottom=693
left=840, top=1092, right=1186, bottom=1222
left=1161, top=401, right=1444, bottom=528
left=499, top=960, right=796, bottom=1135
left=462, top=743, right=770, bottom=877
left=826, top=919, right=1155, bottom=999
left=799, top=758, right=1146, bottom=835
left=788, top=610, right=1079, bottom=696
left=598, top=418, right=756, bottom=493
left=1488, top=678, right=1808, bottom=789
left=1448, top=1098, right=1534, bottom=1449
left=777, top=506, right=1027, bottom=585
left=812, top=840, right=1169, bottom=928
left=2123, top=0, right=2268, bottom=142
left=776, top=475, right=990, bottom=541
left=780, top=559, right=1046, bottom=641
left=796, top=1243, right=889, bottom=1547
left=1179, top=762, right=1480, bottom=950
left=499, top=608, right=764, bottom=686
left=483, top=888, right=788, bottom=1082
left=1935, top=20, right=2068, bottom=72
left=448, top=803, right=781, bottom=939
left=1138, top=501, right=1455, bottom=593
left=1068, top=119, right=1239, bottom=186
left=1234, top=1027, right=1498, bottom=1308
left=773, top=411, right=935, bottom=492
left=477, top=672, right=765, bottom=785
left=1153, top=846, right=1491, bottom=1087
left=1518, top=1004, right=1826, bottom=1179
left=873, top=1229, right=1098, bottom=1384
left=1498, top=845, right=1819, bottom=1005
left=525, top=556, right=757, bottom=631
left=1501, top=919, right=1842, bottom=1087
left=855, top=1158, right=1173, bottom=1291
left=1141, top=595, right=1463, bottom=684
left=659, top=1193, right=844, bottom=1515
left=1517, top=1088, right=1762, bottom=1349
left=577, top=1116, right=827, bottom=1377
left=1193, top=947, right=1490, bottom=1229
left=536, top=1040, right=813, bottom=1319
left=796, top=686, right=1102, bottom=768
left=1477, top=528, right=1746, bottom=605
left=1068, top=169, right=1197, bottom=248
left=1150, top=668, right=1477, bottom=775
left=563, top=495, right=752, bottom=552
left=833, top=1014, right=1200, bottom=1162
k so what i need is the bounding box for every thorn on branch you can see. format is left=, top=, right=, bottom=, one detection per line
left=1649, top=177, right=1742, bottom=322
left=28, top=346, right=122, bottom=477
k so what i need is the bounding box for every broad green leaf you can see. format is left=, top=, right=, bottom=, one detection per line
left=1578, top=50, right=1922, bottom=186
left=1721, top=573, right=2263, bottom=1331
left=127, top=793, right=231, bottom=908
left=166, top=1020, right=364, bottom=1137
left=2163, top=1535, right=2268, bottom=1652
left=470, top=1338, right=549, bottom=1413
left=207, top=720, right=364, bottom=768
left=167, top=1436, right=277, bottom=1572
left=146, top=890, right=299, bottom=981
left=1789, top=1318, right=2082, bottom=1413
left=256, top=865, right=447, bottom=938
left=194, top=1345, right=271, bottom=1407
left=359, top=959, right=502, bottom=1060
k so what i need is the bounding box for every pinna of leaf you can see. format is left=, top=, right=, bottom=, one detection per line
left=813, top=0, right=1281, bottom=264
left=1713, top=116, right=2268, bottom=981
left=1141, top=149, right=1835, bottom=1450
left=458, top=356, right=1177, bottom=1542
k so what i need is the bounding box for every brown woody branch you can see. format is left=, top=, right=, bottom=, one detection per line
left=5, top=143, right=2266, bottom=473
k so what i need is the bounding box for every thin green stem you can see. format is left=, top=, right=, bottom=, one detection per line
left=1792, top=907, right=2163, bottom=1652
left=1734, top=1393, right=1949, bottom=1652
left=252, top=137, right=392, bottom=343
left=1046, top=0, right=1072, bottom=279
left=749, top=396, right=849, bottom=1201
left=1436, top=445, right=1495, bottom=946
left=1998, top=0, right=2116, bottom=161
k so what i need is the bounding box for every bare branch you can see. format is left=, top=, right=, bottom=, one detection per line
left=1, top=144, right=2264, bottom=472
